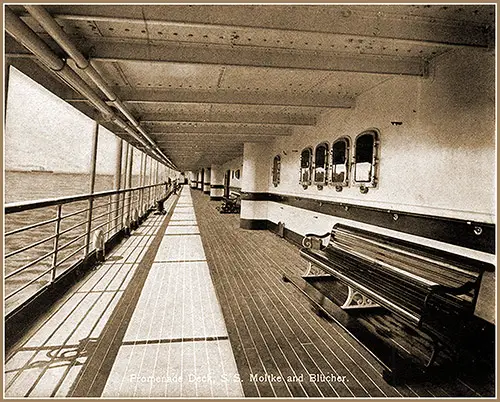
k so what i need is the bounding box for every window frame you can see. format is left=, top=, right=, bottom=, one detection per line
left=272, top=154, right=281, bottom=187
left=313, top=142, right=329, bottom=189
left=299, top=146, right=313, bottom=189
left=330, top=136, right=351, bottom=190
left=352, top=129, right=380, bottom=191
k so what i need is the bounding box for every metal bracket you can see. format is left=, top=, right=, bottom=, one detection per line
left=341, top=286, right=380, bottom=310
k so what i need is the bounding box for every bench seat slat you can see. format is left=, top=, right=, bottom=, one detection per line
left=334, top=230, right=480, bottom=288
left=301, top=249, right=421, bottom=323
left=304, top=248, right=430, bottom=315
left=299, top=223, right=490, bottom=369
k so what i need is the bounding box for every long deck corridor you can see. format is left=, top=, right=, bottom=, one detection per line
left=4, top=187, right=494, bottom=398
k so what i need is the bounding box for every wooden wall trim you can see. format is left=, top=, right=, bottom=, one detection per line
left=240, top=192, right=495, bottom=254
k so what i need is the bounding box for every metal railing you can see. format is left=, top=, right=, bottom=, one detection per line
left=4, top=182, right=172, bottom=316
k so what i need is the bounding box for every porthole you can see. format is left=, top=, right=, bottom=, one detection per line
left=272, top=155, right=281, bottom=187
left=299, top=147, right=313, bottom=189
left=353, top=129, right=380, bottom=192
left=331, top=137, right=351, bottom=191
left=313, top=142, right=329, bottom=190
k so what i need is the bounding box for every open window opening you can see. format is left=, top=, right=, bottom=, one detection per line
left=299, top=147, right=313, bottom=189
left=331, top=137, right=350, bottom=191
left=272, top=155, right=281, bottom=187
left=353, top=130, right=380, bottom=193
left=313, top=142, right=329, bottom=190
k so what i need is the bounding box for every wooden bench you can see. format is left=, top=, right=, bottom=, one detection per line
left=217, top=191, right=241, bottom=214
left=300, top=223, right=493, bottom=371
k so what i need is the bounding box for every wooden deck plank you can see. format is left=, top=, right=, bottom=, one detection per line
left=191, top=189, right=494, bottom=398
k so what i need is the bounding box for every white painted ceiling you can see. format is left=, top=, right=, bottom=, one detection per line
left=5, top=4, right=495, bottom=170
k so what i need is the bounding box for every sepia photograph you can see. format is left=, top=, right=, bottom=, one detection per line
left=3, top=3, right=496, bottom=398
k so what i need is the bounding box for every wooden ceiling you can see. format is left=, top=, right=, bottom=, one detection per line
left=5, top=4, right=494, bottom=171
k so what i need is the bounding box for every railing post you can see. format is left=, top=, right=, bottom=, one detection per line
left=85, top=121, right=99, bottom=257
left=121, top=142, right=130, bottom=230
left=106, top=194, right=112, bottom=240
left=139, top=151, right=145, bottom=216
left=148, top=155, right=153, bottom=207
left=155, top=159, right=159, bottom=201
left=112, top=138, right=123, bottom=234
left=127, top=145, right=134, bottom=221
left=51, top=204, right=63, bottom=282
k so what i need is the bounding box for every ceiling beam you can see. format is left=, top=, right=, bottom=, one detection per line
left=19, top=5, right=492, bottom=47
left=139, top=111, right=316, bottom=126
left=144, top=123, right=291, bottom=136
left=156, top=137, right=272, bottom=143
left=89, top=40, right=427, bottom=76
left=119, top=129, right=289, bottom=137
left=66, top=87, right=355, bottom=109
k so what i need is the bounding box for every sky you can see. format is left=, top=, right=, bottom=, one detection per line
left=5, top=67, right=120, bottom=175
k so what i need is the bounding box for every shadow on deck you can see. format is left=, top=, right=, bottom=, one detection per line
left=191, top=189, right=495, bottom=398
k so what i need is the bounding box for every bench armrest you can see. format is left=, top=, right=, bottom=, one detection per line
left=419, top=281, right=476, bottom=327
left=302, top=232, right=331, bottom=250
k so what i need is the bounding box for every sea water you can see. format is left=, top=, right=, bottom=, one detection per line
left=4, top=171, right=115, bottom=315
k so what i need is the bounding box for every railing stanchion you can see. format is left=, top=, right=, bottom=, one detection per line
left=85, top=197, right=94, bottom=256
left=50, top=204, right=63, bottom=283
left=85, top=121, right=99, bottom=257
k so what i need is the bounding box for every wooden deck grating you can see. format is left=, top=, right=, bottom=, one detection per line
left=4, top=186, right=494, bottom=398
left=4, top=208, right=172, bottom=398
left=190, top=188, right=495, bottom=398
left=4, top=188, right=244, bottom=398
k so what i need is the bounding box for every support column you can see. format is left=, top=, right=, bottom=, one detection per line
left=148, top=155, right=153, bottom=207
left=210, top=164, right=224, bottom=200
left=112, top=138, right=123, bottom=232
left=240, top=143, right=271, bottom=230
left=139, top=151, right=145, bottom=216
left=189, top=171, right=197, bottom=189
left=203, top=168, right=211, bottom=194
left=85, top=121, right=99, bottom=255
left=126, top=145, right=134, bottom=220
left=197, top=170, right=203, bottom=190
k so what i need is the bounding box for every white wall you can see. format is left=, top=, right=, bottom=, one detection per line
left=269, top=48, right=494, bottom=224
left=262, top=48, right=495, bottom=323
left=221, top=156, right=244, bottom=189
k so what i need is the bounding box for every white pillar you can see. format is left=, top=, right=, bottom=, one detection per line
left=197, top=170, right=203, bottom=190
left=203, top=168, right=211, bottom=194
left=240, top=143, right=271, bottom=230
left=189, top=171, right=197, bottom=188
left=210, top=164, right=224, bottom=200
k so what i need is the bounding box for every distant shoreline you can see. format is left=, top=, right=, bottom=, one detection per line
left=5, top=170, right=114, bottom=176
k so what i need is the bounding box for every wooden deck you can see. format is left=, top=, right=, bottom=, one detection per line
left=4, top=186, right=495, bottom=398
left=191, top=189, right=495, bottom=398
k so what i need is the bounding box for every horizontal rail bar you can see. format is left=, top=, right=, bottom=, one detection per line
left=57, top=231, right=88, bottom=252
left=92, top=220, right=110, bottom=232
left=61, top=206, right=90, bottom=219
left=91, top=209, right=112, bottom=222
left=58, top=219, right=89, bottom=237
left=5, top=267, right=53, bottom=300
left=54, top=244, right=86, bottom=268
left=5, top=233, right=57, bottom=259
left=5, top=249, right=55, bottom=280
left=5, top=216, right=58, bottom=237
left=5, top=182, right=166, bottom=214
left=91, top=201, right=113, bottom=211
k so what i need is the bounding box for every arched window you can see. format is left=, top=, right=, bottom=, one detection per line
left=300, top=147, right=313, bottom=189
left=272, top=155, right=281, bottom=187
left=331, top=137, right=350, bottom=190
left=353, top=130, right=380, bottom=192
left=314, top=142, right=329, bottom=189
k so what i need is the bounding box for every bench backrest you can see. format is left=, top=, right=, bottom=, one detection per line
left=329, top=224, right=493, bottom=299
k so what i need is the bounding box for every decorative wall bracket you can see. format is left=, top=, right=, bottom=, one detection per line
left=341, top=286, right=380, bottom=310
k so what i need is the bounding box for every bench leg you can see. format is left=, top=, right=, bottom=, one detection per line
left=341, top=286, right=380, bottom=310
left=304, top=262, right=313, bottom=276
left=425, top=338, right=442, bottom=368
